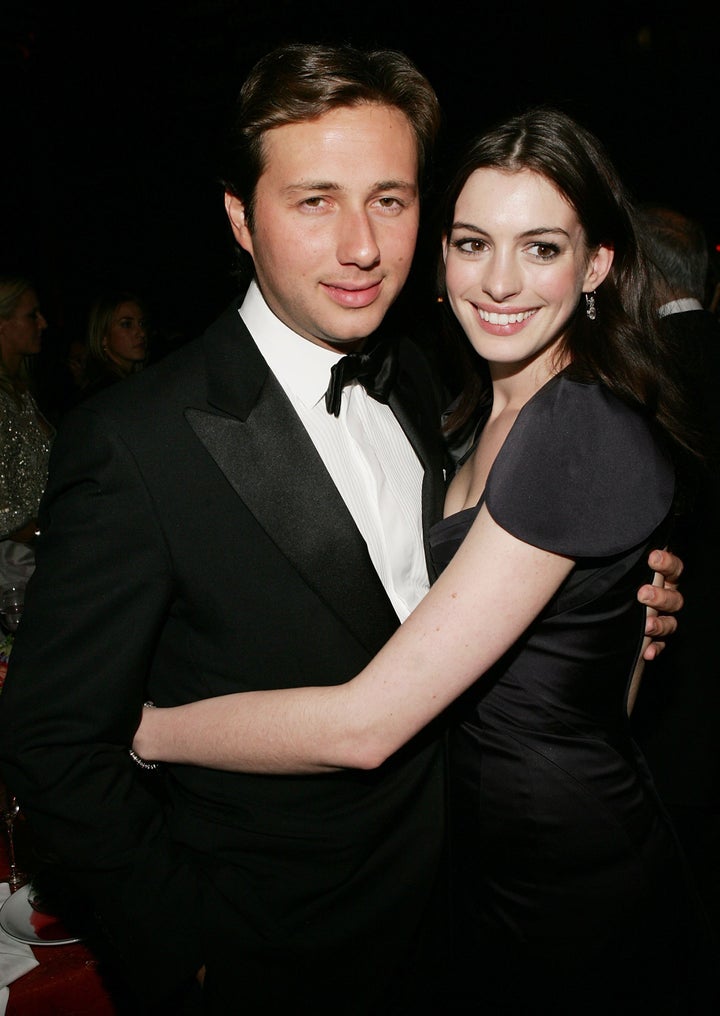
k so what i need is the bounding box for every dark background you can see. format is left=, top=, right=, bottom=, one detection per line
left=2, top=0, right=717, bottom=349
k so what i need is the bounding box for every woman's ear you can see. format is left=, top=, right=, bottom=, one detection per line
left=224, top=192, right=253, bottom=256
left=583, top=243, right=614, bottom=292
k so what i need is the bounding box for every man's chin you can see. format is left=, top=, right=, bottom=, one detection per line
left=321, top=307, right=392, bottom=348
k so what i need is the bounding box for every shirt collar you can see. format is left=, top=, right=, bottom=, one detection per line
left=239, top=281, right=343, bottom=409
left=658, top=297, right=704, bottom=317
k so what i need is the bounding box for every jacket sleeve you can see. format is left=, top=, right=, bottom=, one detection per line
left=0, top=404, right=205, bottom=1003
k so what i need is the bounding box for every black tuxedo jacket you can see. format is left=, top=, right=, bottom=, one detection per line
left=0, top=301, right=449, bottom=1011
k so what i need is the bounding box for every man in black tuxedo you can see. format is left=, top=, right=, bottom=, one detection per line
left=632, top=205, right=720, bottom=946
left=0, top=45, right=684, bottom=1014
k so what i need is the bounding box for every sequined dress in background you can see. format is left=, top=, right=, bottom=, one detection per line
left=0, top=386, right=54, bottom=584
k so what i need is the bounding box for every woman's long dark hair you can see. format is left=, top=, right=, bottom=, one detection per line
left=438, top=107, right=703, bottom=483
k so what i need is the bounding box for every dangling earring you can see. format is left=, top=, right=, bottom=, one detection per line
left=585, top=292, right=597, bottom=321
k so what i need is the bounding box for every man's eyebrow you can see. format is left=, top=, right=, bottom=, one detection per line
left=373, top=179, right=417, bottom=192
left=285, top=179, right=417, bottom=193
left=285, top=181, right=339, bottom=193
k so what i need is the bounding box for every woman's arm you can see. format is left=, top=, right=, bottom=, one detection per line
left=133, top=505, right=574, bottom=773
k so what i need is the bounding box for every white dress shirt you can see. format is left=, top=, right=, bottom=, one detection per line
left=240, top=281, right=430, bottom=621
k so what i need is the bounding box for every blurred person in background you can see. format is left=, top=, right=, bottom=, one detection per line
left=633, top=204, right=720, bottom=947
left=35, top=331, right=92, bottom=421
left=0, top=275, right=54, bottom=586
left=81, top=289, right=149, bottom=399
left=65, top=336, right=90, bottom=397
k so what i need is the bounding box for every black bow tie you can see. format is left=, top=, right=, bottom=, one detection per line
left=324, top=340, right=398, bottom=417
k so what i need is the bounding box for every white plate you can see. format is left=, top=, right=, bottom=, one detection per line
left=0, top=882, right=81, bottom=946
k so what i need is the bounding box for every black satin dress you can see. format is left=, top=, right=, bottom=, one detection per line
left=431, top=375, right=715, bottom=1014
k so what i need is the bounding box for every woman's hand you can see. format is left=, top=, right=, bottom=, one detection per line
left=638, top=548, right=683, bottom=661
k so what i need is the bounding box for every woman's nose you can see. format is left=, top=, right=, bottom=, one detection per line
left=482, top=254, right=521, bottom=302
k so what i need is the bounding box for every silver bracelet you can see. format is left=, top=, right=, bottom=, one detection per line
left=128, top=701, right=161, bottom=770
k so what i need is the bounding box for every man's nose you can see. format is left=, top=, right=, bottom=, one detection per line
left=336, top=209, right=381, bottom=269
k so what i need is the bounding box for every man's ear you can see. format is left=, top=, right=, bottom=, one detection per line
left=583, top=243, right=614, bottom=292
left=224, top=192, right=253, bottom=255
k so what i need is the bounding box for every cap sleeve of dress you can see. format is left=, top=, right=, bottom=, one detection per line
left=484, top=375, right=675, bottom=557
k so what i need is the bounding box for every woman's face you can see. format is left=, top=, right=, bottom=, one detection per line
left=0, top=289, right=47, bottom=362
left=442, top=168, right=612, bottom=375
left=103, top=301, right=148, bottom=371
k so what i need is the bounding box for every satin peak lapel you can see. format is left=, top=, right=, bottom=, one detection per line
left=186, top=373, right=399, bottom=652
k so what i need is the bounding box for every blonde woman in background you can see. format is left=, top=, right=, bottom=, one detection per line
left=0, top=275, right=54, bottom=586
left=81, top=290, right=149, bottom=400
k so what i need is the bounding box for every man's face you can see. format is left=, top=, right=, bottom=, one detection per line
left=225, top=103, right=420, bottom=351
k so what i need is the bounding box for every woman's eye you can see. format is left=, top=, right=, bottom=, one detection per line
left=452, top=238, right=487, bottom=254
left=528, top=243, right=560, bottom=260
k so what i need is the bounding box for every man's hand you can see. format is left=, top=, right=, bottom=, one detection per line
left=638, top=548, right=684, bottom=661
